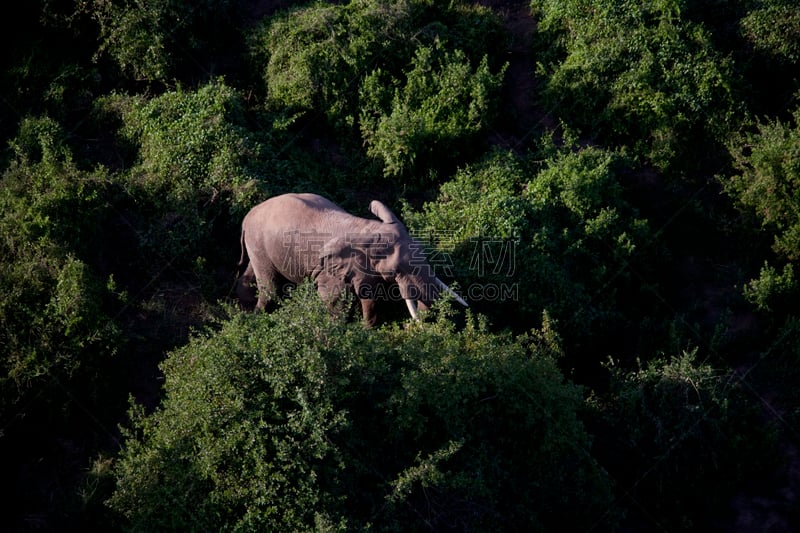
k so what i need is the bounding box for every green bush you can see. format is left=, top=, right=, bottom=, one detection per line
left=404, top=147, right=651, bottom=342
left=531, top=0, right=740, bottom=172
left=253, top=0, right=401, bottom=124
left=0, top=116, right=119, bottom=417
left=254, top=0, right=503, bottom=121
left=740, top=0, right=800, bottom=63
left=360, top=41, right=505, bottom=177
left=249, top=0, right=506, bottom=178
left=725, top=106, right=800, bottom=262
left=98, top=80, right=262, bottom=270
left=743, top=261, right=798, bottom=313
left=90, top=0, right=240, bottom=83
left=592, top=350, right=777, bottom=529
left=109, top=283, right=616, bottom=531
left=112, top=80, right=260, bottom=208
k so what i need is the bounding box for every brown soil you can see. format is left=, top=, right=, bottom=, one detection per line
left=479, top=0, right=558, bottom=151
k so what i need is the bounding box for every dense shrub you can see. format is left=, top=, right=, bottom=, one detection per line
left=360, top=42, right=505, bottom=177
left=97, top=80, right=263, bottom=271
left=0, top=116, right=119, bottom=419
left=254, top=0, right=503, bottom=119
left=531, top=0, right=741, bottom=172
left=109, top=283, right=616, bottom=531
left=740, top=0, right=800, bottom=63
left=111, top=80, right=260, bottom=207
left=253, top=0, right=401, bottom=123
left=743, top=262, right=797, bottom=313
left=90, top=0, right=240, bottom=84
left=725, top=106, right=800, bottom=314
left=591, top=350, right=777, bottom=529
left=726, top=107, right=800, bottom=261
left=249, top=0, right=506, bottom=178
left=404, top=147, right=651, bottom=346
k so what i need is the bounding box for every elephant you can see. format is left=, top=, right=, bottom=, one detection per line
left=237, top=193, right=467, bottom=326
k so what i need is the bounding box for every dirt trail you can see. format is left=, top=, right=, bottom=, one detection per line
left=479, top=0, right=556, bottom=150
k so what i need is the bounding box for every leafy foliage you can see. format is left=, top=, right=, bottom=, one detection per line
left=531, top=0, right=741, bottom=172
left=744, top=262, right=798, bottom=313
left=90, top=0, right=240, bottom=84
left=725, top=106, right=800, bottom=316
left=360, top=42, right=505, bottom=177
left=254, top=0, right=503, bottom=118
left=249, top=0, right=505, bottom=178
left=405, top=147, right=651, bottom=344
left=97, top=80, right=263, bottom=270
left=0, top=116, right=119, bottom=419
left=111, top=80, right=260, bottom=208
left=109, top=283, right=616, bottom=531
left=740, top=0, right=800, bottom=63
left=726, top=107, right=800, bottom=261
left=253, top=0, right=403, bottom=123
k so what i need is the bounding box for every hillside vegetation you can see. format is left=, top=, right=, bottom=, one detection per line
left=1, top=0, right=799, bottom=530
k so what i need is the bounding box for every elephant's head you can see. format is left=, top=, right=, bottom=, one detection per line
left=318, top=200, right=467, bottom=322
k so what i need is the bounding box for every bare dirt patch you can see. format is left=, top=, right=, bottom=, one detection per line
left=479, top=0, right=557, bottom=151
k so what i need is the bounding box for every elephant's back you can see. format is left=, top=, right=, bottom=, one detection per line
left=260, top=193, right=344, bottom=216
left=245, top=193, right=352, bottom=233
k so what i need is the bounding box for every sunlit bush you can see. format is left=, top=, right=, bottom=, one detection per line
left=254, top=1, right=503, bottom=119
left=0, top=116, right=119, bottom=418
left=740, top=0, right=800, bottom=63
left=404, top=147, right=651, bottom=340
left=725, top=106, right=800, bottom=315
left=249, top=0, right=505, bottom=178
left=531, top=0, right=741, bottom=172
left=90, top=0, right=239, bottom=83
left=111, top=80, right=259, bottom=208
left=109, top=283, right=616, bottom=530
left=726, top=107, right=800, bottom=261
left=743, top=262, right=797, bottom=313
left=97, top=80, right=262, bottom=268
left=360, top=42, right=505, bottom=177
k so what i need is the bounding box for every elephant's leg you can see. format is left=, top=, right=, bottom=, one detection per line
left=255, top=279, right=277, bottom=310
left=237, top=262, right=258, bottom=309
left=360, top=298, right=378, bottom=328
left=249, top=256, right=280, bottom=311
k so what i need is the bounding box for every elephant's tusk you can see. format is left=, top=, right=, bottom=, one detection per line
left=434, top=278, right=469, bottom=307
left=405, top=299, right=420, bottom=321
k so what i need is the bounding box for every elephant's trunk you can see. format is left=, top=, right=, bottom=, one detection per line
left=405, top=299, right=420, bottom=321
left=434, top=277, right=469, bottom=307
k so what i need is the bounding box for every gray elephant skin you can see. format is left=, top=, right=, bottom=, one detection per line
left=237, top=193, right=467, bottom=326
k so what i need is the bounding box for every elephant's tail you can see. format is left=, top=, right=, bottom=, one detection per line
left=238, top=228, right=248, bottom=267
